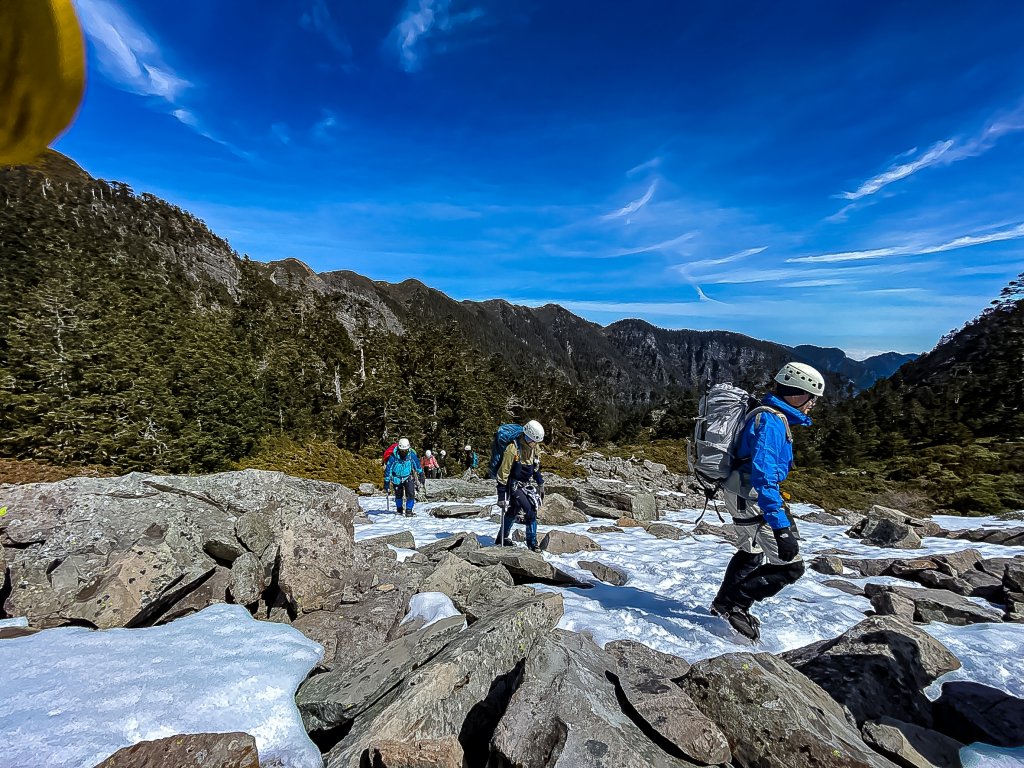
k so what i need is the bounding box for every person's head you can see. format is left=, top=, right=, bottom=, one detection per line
left=774, top=362, right=824, bottom=414
left=398, top=437, right=411, bottom=457
left=464, top=445, right=472, bottom=452
left=425, top=450, right=432, bottom=457
left=523, top=419, right=545, bottom=444
left=440, top=450, right=446, bottom=457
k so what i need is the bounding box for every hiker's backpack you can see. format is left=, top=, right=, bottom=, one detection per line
left=689, top=383, right=792, bottom=500
left=488, top=424, right=524, bottom=479
left=382, top=442, right=398, bottom=467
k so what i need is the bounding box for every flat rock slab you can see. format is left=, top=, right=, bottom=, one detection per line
left=932, top=681, right=1024, bottom=748
left=416, top=532, right=480, bottom=562
left=645, top=523, right=684, bottom=540
left=862, top=718, right=964, bottom=768
left=678, top=652, right=900, bottom=768
left=95, top=732, right=259, bottom=768
left=365, top=738, right=461, bottom=768
left=604, top=639, right=691, bottom=683
left=462, top=548, right=590, bottom=587
left=864, top=583, right=1003, bottom=626
left=374, top=531, right=417, bottom=550
left=429, top=504, right=487, bottom=519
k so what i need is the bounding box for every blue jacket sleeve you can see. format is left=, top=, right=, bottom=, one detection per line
left=472, top=452, right=478, bottom=468
left=384, top=455, right=395, bottom=484
left=749, top=415, right=792, bottom=529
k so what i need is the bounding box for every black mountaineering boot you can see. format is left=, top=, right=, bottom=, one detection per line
left=726, top=607, right=761, bottom=642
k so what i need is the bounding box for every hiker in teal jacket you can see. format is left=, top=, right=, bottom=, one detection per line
left=711, top=362, right=824, bottom=641
left=384, top=438, right=426, bottom=517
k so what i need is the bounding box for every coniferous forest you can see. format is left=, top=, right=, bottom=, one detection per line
left=1, top=153, right=1021, bottom=513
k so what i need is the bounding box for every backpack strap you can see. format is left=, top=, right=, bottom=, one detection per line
left=747, top=406, right=792, bottom=443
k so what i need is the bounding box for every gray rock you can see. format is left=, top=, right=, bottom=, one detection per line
left=864, top=583, right=1003, bottom=626
left=977, top=556, right=1023, bottom=580
left=462, top=548, right=590, bottom=587
left=228, top=552, right=264, bottom=606
left=932, top=681, right=1024, bottom=748
left=429, top=504, right=487, bottom=519
left=492, top=630, right=700, bottom=767
left=358, top=483, right=376, bottom=495
left=781, top=615, right=960, bottom=727
left=851, top=517, right=922, bottom=549
left=798, top=510, right=845, bottom=525
left=645, top=523, right=683, bottom=540
left=811, top=555, right=845, bottom=575
left=604, top=639, right=691, bottom=683
left=958, top=568, right=1004, bottom=601
left=887, top=558, right=940, bottom=578
left=372, top=530, right=416, bottom=550
left=692, top=521, right=737, bottom=543
left=297, top=614, right=466, bottom=735
left=416, top=531, right=481, bottom=562
left=540, top=530, right=601, bottom=555
left=324, top=592, right=564, bottom=768
left=587, top=525, right=624, bottom=534
left=412, top=478, right=495, bottom=503
left=914, top=569, right=974, bottom=596
left=863, top=717, right=964, bottom=768
left=363, top=738, right=461, bottom=768
left=824, top=579, right=866, bottom=597
left=539, top=493, right=588, bottom=525
left=416, top=554, right=533, bottom=622
left=841, top=557, right=899, bottom=577
left=868, top=589, right=917, bottom=622
left=578, top=560, right=628, bottom=586
left=678, top=652, right=898, bottom=768
left=1005, top=561, right=1024, bottom=593
left=159, top=566, right=233, bottom=624
left=948, top=527, right=1024, bottom=547
left=94, top=731, right=258, bottom=768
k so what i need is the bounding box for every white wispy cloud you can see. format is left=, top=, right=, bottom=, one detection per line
left=75, top=0, right=189, bottom=101
left=838, top=103, right=1024, bottom=201
left=271, top=123, right=291, bottom=145
left=300, top=0, right=353, bottom=60
left=313, top=110, right=340, bottom=141
left=391, top=0, right=484, bottom=72
left=788, top=222, right=1024, bottom=264
left=74, top=0, right=245, bottom=156
left=627, top=156, right=663, bottom=176
left=605, top=182, right=657, bottom=219
left=604, top=231, right=696, bottom=258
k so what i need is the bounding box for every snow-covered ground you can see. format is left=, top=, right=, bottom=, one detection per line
left=0, top=605, right=323, bottom=768
left=359, top=494, right=1024, bottom=766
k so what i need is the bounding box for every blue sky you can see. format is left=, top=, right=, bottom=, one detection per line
left=57, top=0, right=1024, bottom=358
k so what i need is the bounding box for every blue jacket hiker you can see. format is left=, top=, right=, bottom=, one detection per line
left=494, top=420, right=546, bottom=550
left=711, top=362, right=824, bottom=642
left=384, top=438, right=426, bottom=517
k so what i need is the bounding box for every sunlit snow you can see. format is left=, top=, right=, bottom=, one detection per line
left=0, top=604, right=323, bottom=768
left=359, top=493, right=1024, bottom=765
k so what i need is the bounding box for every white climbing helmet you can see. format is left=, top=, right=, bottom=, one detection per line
left=523, top=419, right=545, bottom=443
left=464, top=445, right=472, bottom=451
left=398, top=437, right=411, bottom=451
left=440, top=450, right=446, bottom=457
left=425, top=450, right=432, bottom=457
left=775, top=362, right=825, bottom=396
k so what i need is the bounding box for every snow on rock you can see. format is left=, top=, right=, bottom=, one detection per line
left=401, top=592, right=465, bottom=630
left=0, top=617, right=28, bottom=629
left=0, top=604, right=324, bottom=768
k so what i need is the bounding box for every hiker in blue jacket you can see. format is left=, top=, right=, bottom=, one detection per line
left=495, top=420, right=545, bottom=550
left=461, top=444, right=478, bottom=479
left=384, top=437, right=426, bottom=517
left=710, top=362, right=824, bottom=641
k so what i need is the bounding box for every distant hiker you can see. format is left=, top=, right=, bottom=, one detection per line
left=422, top=449, right=440, bottom=479
left=384, top=438, right=426, bottom=517
left=439, top=449, right=448, bottom=477
left=460, top=444, right=478, bottom=480
left=710, top=362, right=824, bottom=641
left=493, top=420, right=545, bottom=551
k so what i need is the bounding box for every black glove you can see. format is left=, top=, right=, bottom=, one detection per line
left=773, top=526, right=799, bottom=562
left=384, top=482, right=391, bottom=494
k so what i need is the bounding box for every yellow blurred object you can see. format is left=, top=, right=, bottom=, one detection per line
left=781, top=490, right=792, bottom=501
left=0, top=0, right=85, bottom=165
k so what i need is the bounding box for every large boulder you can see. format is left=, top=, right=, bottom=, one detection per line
left=946, top=526, right=1024, bottom=547
left=678, top=653, right=898, bottom=768
left=645, top=523, right=684, bottom=540
left=849, top=517, right=922, bottom=549
left=297, top=614, right=467, bottom=736
left=324, top=592, right=564, bottom=768
left=0, top=470, right=359, bottom=629
left=417, top=531, right=481, bottom=562
left=94, top=732, right=259, bottom=768
left=864, top=583, right=1003, bottom=626
left=780, top=615, right=960, bottom=728
left=539, top=530, right=601, bottom=555
left=931, top=681, right=1024, bottom=748
left=492, top=630, right=702, bottom=767
left=538, top=493, right=588, bottom=525
left=415, top=554, right=533, bottom=622
left=413, top=478, right=495, bottom=503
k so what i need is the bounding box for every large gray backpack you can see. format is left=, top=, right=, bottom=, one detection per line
left=689, top=383, right=791, bottom=501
